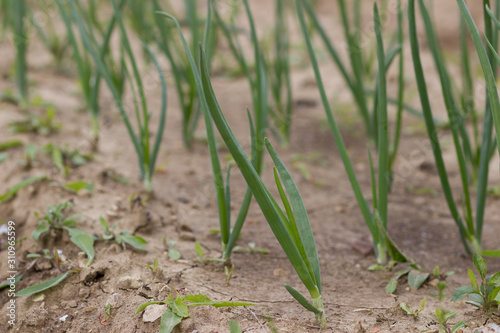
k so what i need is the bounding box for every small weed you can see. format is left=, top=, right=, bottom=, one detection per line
left=0, top=175, right=47, bottom=203
left=32, top=201, right=95, bottom=266
left=145, top=259, right=159, bottom=275
left=136, top=287, right=254, bottom=333
left=194, top=241, right=205, bottom=263
left=9, top=107, right=61, bottom=135
left=372, top=262, right=429, bottom=294
left=400, top=297, right=425, bottom=318
left=451, top=253, right=500, bottom=313
left=100, top=216, right=147, bottom=251
left=233, top=242, right=269, bottom=254
left=43, top=143, right=93, bottom=176
left=167, top=241, right=181, bottom=260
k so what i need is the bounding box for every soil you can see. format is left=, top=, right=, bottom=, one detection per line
left=1, top=0, right=500, bottom=332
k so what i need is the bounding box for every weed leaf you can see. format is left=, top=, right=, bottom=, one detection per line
left=64, top=181, right=94, bottom=193
left=16, top=272, right=70, bottom=297
left=229, top=320, right=242, bottom=333
left=400, top=302, right=413, bottom=315
left=168, top=296, right=189, bottom=318
left=0, top=175, right=47, bottom=202
left=386, top=279, right=397, bottom=294
left=32, top=223, right=50, bottom=241
left=489, top=273, right=500, bottom=286
left=183, top=294, right=211, bottom=303
left=451, top=286, right=478, bottom=301
left=135, top=301, right=167, bottom=314
left=473, top=253, right=487, bottom=279
left=468, top=269, right=478, bottom=288
left=159, top=307, right=183, bottom=333
left=116, top=232, right=147, bottom=251
left=68, top=229, right=95, bottom=266
left=408, top=269, right=429, bottom=290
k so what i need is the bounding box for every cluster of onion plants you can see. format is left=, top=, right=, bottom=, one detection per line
left=67, top=0, right=167, bottom=192
left=159, top=0, right=269, bottom=263
left=409, top=0, right=500, bottom=256
left=294, top=0, right=408, bottom=265
left=57, top=0, right=126, bottom=151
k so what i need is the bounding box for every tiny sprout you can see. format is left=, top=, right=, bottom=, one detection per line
left=400, top=297, right=425, bottom=318
left=145, top=259, right=159, bottom=275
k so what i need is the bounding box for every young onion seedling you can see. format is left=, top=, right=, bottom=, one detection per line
left=68, top=0, right=167, bottom=191
left=194, top=44, right=326, bottom=327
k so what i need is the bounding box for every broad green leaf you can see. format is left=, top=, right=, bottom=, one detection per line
left=17, top=272, right=70, bottom=297
left=135, top=301, right=167, bottom=314
left=408, top=269, right=429, bottom=290
left=183, top=294, right=211, bottom=303
left=419, top=297, right=426, bottom=312
left=473, top=253, right=487, bottom=279
left=0, top=274, right=23, bottom=290
left=491, top=286, right=500, bottom=302
left=467, top=293, right=485, bottom=305
left=468, top=269, right=478, bottom=288
left=194, top=242, right=204, bottom=260
left=399, top=302, right=413, bottom=315
left=395, top=268, right=411, bottom=280
left=451, top=321, right=466, bottom=333
left=168, top=249, right=181, bottom=260
left=284, top=284, right=321, bottom=314
left=32, top=223, right=50, bottom=241
left=465, top=300, right=483, bottom=308
left=229, top=320, right=242, bottom=333
left=386, top=279, right=397, bottom=294
left=451, top=286, right=478, bottom=301
left=159, top=307, right=183, bottom=333
left=168, top=296, right=189, bottom=318
left=0, top=175, right=48, bottom=202
left=66, top=228, right=95, bottom=266
left=64, top=181, right=94, bottom=193
left=489, top=272, right=500, bottom=286
left=117, top=232, right=147, bottom=251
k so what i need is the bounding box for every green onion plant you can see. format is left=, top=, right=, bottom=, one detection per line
left=158, top=0, right=268, bottom=263
left=263, top=0, right=293, bottom=145
left=409, top=0, right=500, bottom=256
left=57, top=0, right=126, bottom=151
left=184, top=42, right=327, bottom=327
left=13, top=0, right=28, bottom=105
left=68, top=0, right=167, bottom=192
left=294, top=0, right=409, bottom=264
left=298, top=0, right=405, bottom=181
left=152, top=0, right=218, bottom=149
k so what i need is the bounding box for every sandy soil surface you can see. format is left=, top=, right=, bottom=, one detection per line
left=0, top=0, right=499, bottom=332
